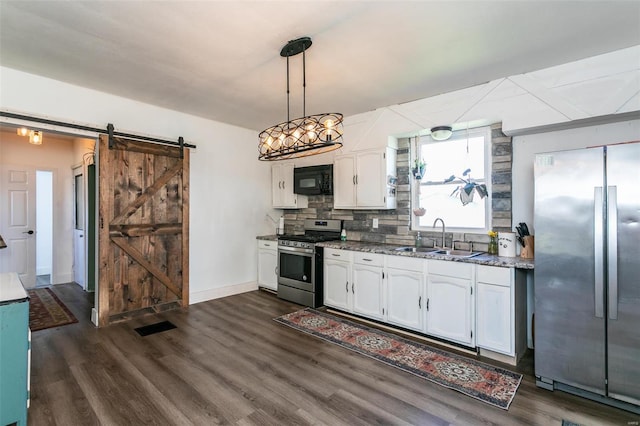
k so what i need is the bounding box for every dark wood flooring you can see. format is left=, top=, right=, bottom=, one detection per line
left=29, top=284, right=638, bottom=425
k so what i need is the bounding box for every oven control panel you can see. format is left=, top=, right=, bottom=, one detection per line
left=278, top=240, right=314, bottom=250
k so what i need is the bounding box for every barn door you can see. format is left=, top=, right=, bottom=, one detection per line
left=98, top=135, right=189, bottom=325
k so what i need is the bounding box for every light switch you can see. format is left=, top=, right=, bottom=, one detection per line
left=372, top=218, right=379, bottom=229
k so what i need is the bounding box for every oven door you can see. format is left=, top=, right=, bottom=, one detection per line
left=278, top=245, right=315, bottom=292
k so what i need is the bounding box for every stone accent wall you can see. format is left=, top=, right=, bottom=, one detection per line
left=283, top=123, right=512, bottom=251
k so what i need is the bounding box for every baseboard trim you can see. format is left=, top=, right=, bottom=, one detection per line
left=52, top=273, right=74, bottom=285
left=326, top=308, right=478, bottom=357
left=190, top=281, right=258, bottom=305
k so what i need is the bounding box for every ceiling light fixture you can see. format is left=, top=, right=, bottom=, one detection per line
left=430, top=125, right=453, bottom=141
left=29, top=130, right=43, bottom=145
left=17, top=127, right=29, bottom=137
left=258, top=36, right=343, bottom=161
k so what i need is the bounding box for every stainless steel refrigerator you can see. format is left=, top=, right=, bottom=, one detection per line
left=534, top=142, right=639, bottom=413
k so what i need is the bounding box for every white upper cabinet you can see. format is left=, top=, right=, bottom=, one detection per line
left=333, top=148, right=397, bottom=209
left=272, top=163, right=308, bottom=209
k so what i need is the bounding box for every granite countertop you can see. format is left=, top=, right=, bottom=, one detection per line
left=256, top=235, right=279, bottom=241
left=0, top=272, right=28, bottom=303
left=316, top=241, right=535, bottom=270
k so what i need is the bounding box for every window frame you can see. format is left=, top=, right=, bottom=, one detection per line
left=411, top=126, right=492, bottom=234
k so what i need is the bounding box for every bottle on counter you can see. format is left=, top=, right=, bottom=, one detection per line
left=277, top=215, right=285, bottom=235
left=340, top=229, right=347, bottom=241
left=415, top=232, right=422, bottom=247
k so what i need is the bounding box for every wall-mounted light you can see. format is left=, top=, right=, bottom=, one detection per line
left=29, top=130, right=43, bottom=145
left=17, top=127, right=29, bottom=137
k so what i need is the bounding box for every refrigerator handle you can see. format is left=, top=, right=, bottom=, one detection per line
left=594, top=187, right=604, bottom=319
left=608, top=186, right=618, bottom=320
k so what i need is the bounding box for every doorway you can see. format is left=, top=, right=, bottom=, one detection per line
left=36, top=170, right=53, bottom=287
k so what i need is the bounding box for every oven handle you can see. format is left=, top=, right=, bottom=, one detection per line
left=278, top=246, right=314, bottom=255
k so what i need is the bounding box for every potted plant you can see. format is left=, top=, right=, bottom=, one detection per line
left=444, top=168, right=488, bottom=205
left=412, top=158, right=426, bottom=180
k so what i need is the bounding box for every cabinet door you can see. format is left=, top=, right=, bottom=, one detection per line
left=333, top=155, right=357, bottom=208
left=324, top=260, right=351, bottom=310
left=426, top=274, right=474, bottom=346
left=272, top=164, right=284, bottom=207
left=257, top=248, right=277, bottom=290
left=355, top=150, right=385, bottom=208
left=477, top=282, right=512, bottom=355
left=386, top=268, right=424, bottom=331
left=279, top=163, right=297, bottom=207
left=352, top=264, right=384, bottom=320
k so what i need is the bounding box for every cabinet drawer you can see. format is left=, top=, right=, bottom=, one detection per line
left=353, top=252, right=384, bottom=266
left=477, top=265, right=512, bottom=287
left=258, top=240, right=277, bottom=250
left=325, top=248, right=352, bottom=261
left=386, top=255, right=425, bottom=272
left=427, top=259, right=472, bottom=279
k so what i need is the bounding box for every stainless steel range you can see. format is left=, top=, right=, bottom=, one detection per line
left=277, top=219, right=342, bottom=308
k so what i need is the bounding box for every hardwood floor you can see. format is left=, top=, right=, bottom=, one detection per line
left=30, top=284, right=637, bottom=425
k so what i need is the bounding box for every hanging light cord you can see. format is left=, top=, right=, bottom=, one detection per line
left=286, top=55, right=290, bottom=124
left=302, top=44, right=306, bottom=117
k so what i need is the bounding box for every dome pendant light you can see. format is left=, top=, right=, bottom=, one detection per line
left=430, top=125, right=453, bottom=141
left=258, top=37, right=343, bottom=161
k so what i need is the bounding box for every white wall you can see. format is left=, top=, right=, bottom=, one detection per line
left=0, top=131, right=75, bottom=283
left=35, top=170, right=53, bottom=276
left=512, top=119, right=640, bottom=232
left=0, top=66, right=278, bottom=303
left=1, top=44, right=638, bottom=304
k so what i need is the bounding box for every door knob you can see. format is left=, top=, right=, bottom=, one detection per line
left=23, top=230, right=34, bottom=235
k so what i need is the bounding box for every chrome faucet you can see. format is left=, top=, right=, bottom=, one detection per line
left=433, top=217, right=446, bottom=249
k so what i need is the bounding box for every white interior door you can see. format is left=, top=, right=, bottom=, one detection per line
left=0, top=164, right=37, bottom=287
left=73, top=167, right=85, bottom=288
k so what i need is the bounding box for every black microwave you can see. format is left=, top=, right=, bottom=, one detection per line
left=293, top=164, right=333, bottom=195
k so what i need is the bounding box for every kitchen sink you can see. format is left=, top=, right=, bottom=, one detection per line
left=433, top=249, right=484, bottom=258
left=393, top=246, right=440, bottom=253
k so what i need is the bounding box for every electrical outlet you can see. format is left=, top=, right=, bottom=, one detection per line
left=372, top=218, right=379, bottom=229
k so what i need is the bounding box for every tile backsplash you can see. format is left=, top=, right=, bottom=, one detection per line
left=283, top=123, right=512, bottom=251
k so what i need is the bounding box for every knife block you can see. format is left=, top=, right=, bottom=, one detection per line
left=520, top=235, right=534, bottom=259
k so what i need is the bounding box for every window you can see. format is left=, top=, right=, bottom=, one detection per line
left=412, top=126, right=491, bottom=232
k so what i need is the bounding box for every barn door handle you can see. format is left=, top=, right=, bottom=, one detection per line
left=23, top=230, right=34, bottom=235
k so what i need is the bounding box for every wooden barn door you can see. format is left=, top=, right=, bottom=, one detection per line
left=98, top=135, right=189, bottom=326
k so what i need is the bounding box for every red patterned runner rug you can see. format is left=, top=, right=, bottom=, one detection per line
left=275, top=308, right=522, bottom=410
left=28, top=287, right=78, bottom=331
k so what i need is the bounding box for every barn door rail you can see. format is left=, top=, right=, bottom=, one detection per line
left=0, top=111, right=196, bottom=149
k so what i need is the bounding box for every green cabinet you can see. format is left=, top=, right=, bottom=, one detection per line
left=0, top=272, right=29, bottom=425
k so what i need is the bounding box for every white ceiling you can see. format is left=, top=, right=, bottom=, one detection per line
left=1, top=1, right=639, bottom=132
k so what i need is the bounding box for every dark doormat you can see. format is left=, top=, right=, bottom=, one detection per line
left=134, top=320, right=177, bottom=336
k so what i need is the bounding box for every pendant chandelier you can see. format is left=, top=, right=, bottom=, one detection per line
left=258, top=37, right=343, bottom=161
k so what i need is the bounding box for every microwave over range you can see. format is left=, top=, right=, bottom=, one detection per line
left=293, top=164, right=333, bottom=195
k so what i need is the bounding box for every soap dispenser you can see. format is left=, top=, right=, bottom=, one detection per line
left=415, top=232, right=422, bottom=248
left=340, top=229, right=347, bottom=241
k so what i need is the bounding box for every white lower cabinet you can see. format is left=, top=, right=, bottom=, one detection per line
left=324, top=249, right=352, bottom=311
left=386, top=256, right=425, bottom=332
left=257, top=240, right=277, bottom=290
left=476, top=265, right=514, bottom=355
left=323, top=249, right=526, bottom=359
left=425, top=260, right=475, bottom=347
left=352, top=253, right=385, bottom=320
